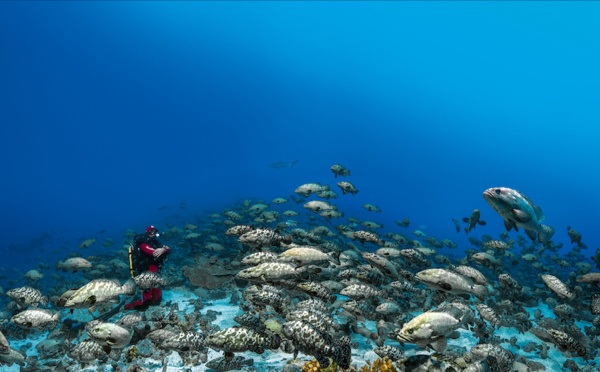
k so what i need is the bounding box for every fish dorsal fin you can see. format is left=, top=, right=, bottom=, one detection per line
left=512, top=209, right=532, bottom=223
left=533, top=205, right=545, bottom=222
left=520, top=194, right=545, bottom=221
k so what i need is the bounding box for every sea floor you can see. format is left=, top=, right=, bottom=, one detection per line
left=4, top=287, right=583, bottom=372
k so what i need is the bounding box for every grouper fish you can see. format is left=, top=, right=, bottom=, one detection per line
left=63, top=278, right=136, bottom=309
left=483, top=187, right=555, bottom=243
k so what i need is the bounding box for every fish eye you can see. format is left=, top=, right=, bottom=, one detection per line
left=407, top=329, right=414, bottom=334
left=495, top=189, right=501, bottom=194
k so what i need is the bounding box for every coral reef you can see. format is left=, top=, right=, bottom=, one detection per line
left=358, top=357, right=396, bottom=372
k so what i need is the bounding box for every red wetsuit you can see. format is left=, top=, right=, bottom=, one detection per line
left=140, top=242, right=170, bottom=273
left=124, top=236, right=170, bottom=310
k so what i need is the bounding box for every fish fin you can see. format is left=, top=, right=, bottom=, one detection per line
left=504, top=219, right=516, bottom=231
left=87, top=295, right=97, bottom=305
left=415, top=340, right=429, bottom=349
left=447, top=330, right=461, bottom=339
left=512, top=209, right=532, bottom=223
left=533, top=205, right=545, bottom=222
left=440, top=283, right=452, bottom=291
left=525, top=229, right=537, bottom=242
left=462, top=218, right=470, bottom=223
left=428, top=337, right=447, bottom=352
left=478, top=220, right=487, bottom=226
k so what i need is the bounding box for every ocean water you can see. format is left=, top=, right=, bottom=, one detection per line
left=0, top=2, right=599, bottom=371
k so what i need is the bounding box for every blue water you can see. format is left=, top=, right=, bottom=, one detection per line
left=1, top=2, right=599, bottom=281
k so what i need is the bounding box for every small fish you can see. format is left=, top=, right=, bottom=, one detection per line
left=233, top=313, right=266, bottom=333
left=241, top=251, right=279, bottom=266
left=319, top=209, right=344, bottom=219
left=395, top=217, right=410, bottom=228
left=303, top=200, right=336, bottom=213
left=6, top=286, right=48, bottom=309
left=362, top=204, right=381, bottom=213
left=271, top=197, right=289, bottom=204
left=236, top=262, right=319, bottom=283
left=147, top=329, right=178, bottom=344
left=296, top=282, right=336, bottom=303
left=68, top=339, right=108, bottom=363
left=361, top=252, right=399, bottom=279
left=481, top=240, right=511, bottom=250
left=476, top=304, right=502, bottom=329
left=162, top=331, right=206, bottom=353
left=225, top=225, right=254, bottom=236
left=133, top=272, right=167, bottom=290
left=374, top=345, right=404, bottom=361
left=340, top=283, right=386, bottom=299
left=79, top=238, right=97, bottom=249
left=238, top=228, right=292, bottom=249
left=294, top=183, right=329, bottom=197
left=415, top=268, right=487, bottom=300
left=362, top=220, right=383, bottom=230
left=337, top=181, right=358, bottom=195
left=282, top=320, right=351, bottom=369
left=11, top=309, right=60, bottom=330
left=470, top=344, right=514, bottom=369
left=567, top=226, right=582, bottom=245
left=375, top=301, right=401, bottom=315
left=471, top=252, right=501, bottom=267
left=330, top=164, right=351, bottom=177
left=86, top=320, right=133, bottom=350
left=452, top=219, right=460, bottom=232
left=451, top=265, right=488, bottom=286
left=205, top=326, right=280, bottom=355
left=352, top=230, right=381, bottom=246
left=64, top=278, right=136, bottom=309
left=286, top=310, right=330, bottom=333
left=269, top=160, right=299, bottom=168
left=541, top=274, right=575, bottom=300
left=498, top=273, right=522, bottom=291
left=546, top=329, right=587, bottom=357
left=396, top=312, right=460, bottom=352
left=245, top=289, right=287, bottom=313
left=116, top=312, right=145, bottom=328
left=462, top=209, right=486, bottom=234
left=56, top=257, right=92, bottom=272
left=206, top=356, right=254, bottom=371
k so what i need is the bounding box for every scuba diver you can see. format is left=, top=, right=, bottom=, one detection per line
left=125, top=226, right=170, bottom=310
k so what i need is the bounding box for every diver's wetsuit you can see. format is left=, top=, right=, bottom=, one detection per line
left=125, top=233, right=170, bottom=310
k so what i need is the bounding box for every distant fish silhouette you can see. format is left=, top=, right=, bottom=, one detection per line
left=269, top=160, right=298, bottom=168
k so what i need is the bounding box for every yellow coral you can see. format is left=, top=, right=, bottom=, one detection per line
left=301, top=358, right=340, bottom=372
left=302, top=359, right=321, bottom=372
left=358, top=357, right=396, bottom=372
